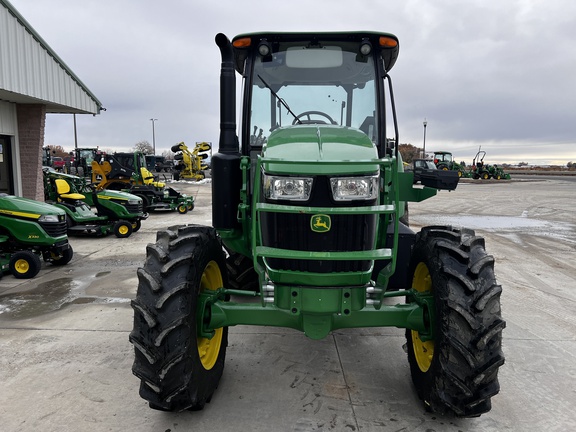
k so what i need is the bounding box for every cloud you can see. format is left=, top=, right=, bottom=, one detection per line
left=8, top=0, right=576, bottom=164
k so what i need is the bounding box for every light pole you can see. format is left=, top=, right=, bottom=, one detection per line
left=150, top=118, right=157, bottom=155
left=422, top=118, right=427, bottom=159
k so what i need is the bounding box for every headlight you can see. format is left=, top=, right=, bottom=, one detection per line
left=38, top=214, right=59, bottom=223
left=330, top=175, right=379, bottom=201
left=128, top=199, right=140, bottom=205
left=263, top=175, right=313, bottom=201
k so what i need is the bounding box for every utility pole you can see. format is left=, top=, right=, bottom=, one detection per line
left=150, top=118, right=157, bottom=154
left=73, top=113, right=78, bottom=149
left=423, top=118, right=427, bottom=158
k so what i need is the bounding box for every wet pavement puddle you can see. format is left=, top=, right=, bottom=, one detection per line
left=414, top=214, right=576, bottom=244
left=0, top=273, right=130, bottom=320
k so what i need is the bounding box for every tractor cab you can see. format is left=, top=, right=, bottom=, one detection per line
left=212, top=33, right=410, bottom=254
left=240, top=33, right=395, bottom=153
left=433, top=151, right=454, bottom=166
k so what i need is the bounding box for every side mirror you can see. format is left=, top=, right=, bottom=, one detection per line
left=420, top=170, right=459, bottom=191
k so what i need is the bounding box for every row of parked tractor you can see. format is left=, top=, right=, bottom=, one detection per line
left=0, top=152, right=195, bottom=280
left=432, top=149, right=511, bottom=180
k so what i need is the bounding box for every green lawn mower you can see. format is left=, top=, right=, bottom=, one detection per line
left=130, top=31, right=505, bottom=417
left=44, top=170, right=147, bottom=238
left=0, top=193, right=73, bottom=279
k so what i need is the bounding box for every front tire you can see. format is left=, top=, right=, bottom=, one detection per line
left=114, top=220, right=133, bottom=238
left=406, top=226, right=505, bottom=417
left=225, top=249, right=259, bottom=292
left=49, top=245, right=74, bottom=266
left=132, top=220, right=142, bottom=233
left=130, top=225, right=228, bottom=411
left=9, top=251, right=42, bottom=279
left=135, top=194, right=150, bottom=211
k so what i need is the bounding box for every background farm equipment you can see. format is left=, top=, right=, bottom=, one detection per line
left=432, top=151, right=469, bottom=177
left=488, top=164, right=511, bottom=180
left=0, top=193, right=72, bottom=278
left=470, top=149, right=511, bottom=180
left=68, top=147, right=105, bottom=178
left=153, top=156, right=174, bottom=172
left=43, top=169, right=147, bottom=238
left=171, top=141, right=211, bottom=181
left=91, top=151, right=194, bottom=213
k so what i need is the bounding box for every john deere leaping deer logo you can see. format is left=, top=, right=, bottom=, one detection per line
left=311, top=214, right=331, bottom=233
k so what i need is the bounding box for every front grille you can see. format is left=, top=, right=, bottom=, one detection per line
left=261, top=212, right=376, bottom=273
left=260, top=176, right=377, bottom=273
left=123, top=202, right=143, bottom=214
left=39, top=220, right=68, bottom=238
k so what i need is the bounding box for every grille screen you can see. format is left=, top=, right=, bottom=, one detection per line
left=39, top=221, right=67, bottom=237
left=261, top=212, right=376, bottom=273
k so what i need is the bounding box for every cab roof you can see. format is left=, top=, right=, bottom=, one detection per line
left=231, top=31, right=399, bottom=75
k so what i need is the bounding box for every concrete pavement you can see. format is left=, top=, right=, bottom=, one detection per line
left=1, top=177, right=575, bottom=431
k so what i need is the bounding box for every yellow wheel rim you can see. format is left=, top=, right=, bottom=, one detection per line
left=14, top=259, right=30, bottom=274
left=197, top=260, right=223, bottom=370
left=411, top=262, right=434, bottom=372
left=118, top=225, right=129, bottom=235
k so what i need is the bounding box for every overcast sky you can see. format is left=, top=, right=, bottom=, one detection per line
left=8, top=0, right=576, bottom=165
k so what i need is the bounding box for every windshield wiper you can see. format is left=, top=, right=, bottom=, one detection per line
left=257, top=74, right=302, bottom=125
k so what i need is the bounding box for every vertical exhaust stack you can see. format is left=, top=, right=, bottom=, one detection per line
left=212, top=33, right=241, bottom=230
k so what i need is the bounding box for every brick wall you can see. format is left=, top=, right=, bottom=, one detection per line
left=16, top=104, right=46, bottom=200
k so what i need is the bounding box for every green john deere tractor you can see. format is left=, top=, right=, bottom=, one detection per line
left=470, top=149, right=511, bottom=180
left=0, top=193, right=73, bottom=279
left=130, top=32, right=505, bottom=417
left=433, top=151, right=469, bottom=178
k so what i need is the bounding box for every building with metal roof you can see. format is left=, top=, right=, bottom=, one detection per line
left=0, top=0, right=102, bottom=200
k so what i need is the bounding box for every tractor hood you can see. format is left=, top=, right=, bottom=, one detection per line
left=0, top=195, right=65, bottom=220
left=261, top=125, right=379, bottom=175
left=97, top=189, right=142, bottom=202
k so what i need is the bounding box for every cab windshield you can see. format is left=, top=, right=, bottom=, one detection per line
left=249, top=41, right=378, bottom=146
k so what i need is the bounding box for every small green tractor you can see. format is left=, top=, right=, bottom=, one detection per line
left=0, top=193, right=73, bottom=279
left=172, top=141, right=211, bottom=181
left=43, top=169, right=147, bottom=238
left=91, top=151, right=194, bottom=213
left=130, top=32, right=505, bottom=417
left=68, top=147, right=105, bottom=178
left=470, top=150, right=511, bottom=180
left=433, top=151, right=469, bottom=178
left=489, top=165, right=511, bottom=180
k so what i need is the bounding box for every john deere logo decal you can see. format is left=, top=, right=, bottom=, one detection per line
left=311, top=214, right=331, bottom=233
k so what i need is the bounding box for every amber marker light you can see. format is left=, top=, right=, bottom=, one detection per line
left=379, top=36, right=398, bottom=48
left=233, top=37, right=252, bottom=48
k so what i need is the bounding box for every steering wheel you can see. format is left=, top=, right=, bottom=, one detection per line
left=292, top=110, right=337, bottom=125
